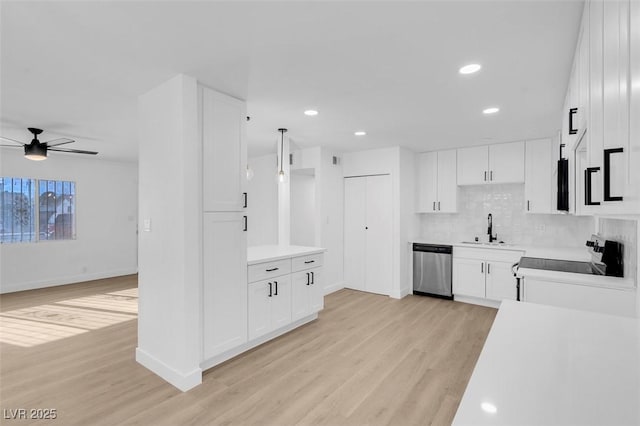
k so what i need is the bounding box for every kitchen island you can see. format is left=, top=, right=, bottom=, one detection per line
left=453, top=300, right=640, bottom=425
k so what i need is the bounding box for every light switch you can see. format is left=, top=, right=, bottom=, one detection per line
left=143, top=219, right=151, bottom=232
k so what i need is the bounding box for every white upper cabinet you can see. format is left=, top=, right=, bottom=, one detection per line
left=489, top=142, right=525, bottom=183
left=457, top=146, right=489, bottom=185
left=566, top=0, right=639, bottom=215
left=524, top=139, right=553, bottom=214
left=416, top=149, right=457, bottom=213
left=457, top=142, right=524, bottom=185
left=201, top=86, right=247, bottom=212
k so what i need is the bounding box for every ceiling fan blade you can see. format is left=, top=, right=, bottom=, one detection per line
left=0, top=144, right=23, bottom=148
left=48, top=147, right=98, bottom=155
left=0, top=136, right=26, bottom=146
left=44, top=138, right=75, bottom=147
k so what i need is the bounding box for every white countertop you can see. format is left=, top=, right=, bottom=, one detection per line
left=453, top=300, right=640, bottom=426
left=247, top=245, right=326, bottom=265
left=411, top=238, right=590, bottom=258
left=517, top=266, right=635, bottom=290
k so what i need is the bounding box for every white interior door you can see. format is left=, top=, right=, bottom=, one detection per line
left=344, top=177, right=367, bottom=291
left=364, top=174, right=392, bottom=295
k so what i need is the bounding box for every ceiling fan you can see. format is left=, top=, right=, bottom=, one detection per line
left=0, top=127, right=99, bottom=161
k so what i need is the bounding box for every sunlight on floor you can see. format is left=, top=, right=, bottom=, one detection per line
left=0, top=289, right=137, bottom=347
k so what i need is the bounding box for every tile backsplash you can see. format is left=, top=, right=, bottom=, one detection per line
left=419, top=184, right=595, bottom=247
left=598, top=218, right=637, bottom=281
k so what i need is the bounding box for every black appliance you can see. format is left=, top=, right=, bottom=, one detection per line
left=518, top=234, right=624, bottom=278
left=557, top=143, right=569, bottom=211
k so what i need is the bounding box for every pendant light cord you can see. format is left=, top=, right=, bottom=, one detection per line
left=278, top=128, right=288, bottom=173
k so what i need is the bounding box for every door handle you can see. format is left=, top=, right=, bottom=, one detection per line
left=527, top=200, right=530, bottom=211
left=490, top=171, right=493, bottom=181
left=484, top=171, right=487, bottom=181
left=243, top=192, right=247, bottom=208
left=585, top=167, right=601, bottom=206
left=433, top=201, right=436, bottom=211
left=569, top=108, right=578, bottom=135
left=310, top=271, right=314, bottom=284
left=243, top=215, right=247, bottom=231
left=437, top=201, right=440, bottom=211
left=306, top=272, right=310, bottom=285
left=487, top=263, right=491, bottom=274
left=481, top=262, right=484, bottom=273
left=268, top=282, right=272, bottom=297
left=274, top=281, right=278, bottom=296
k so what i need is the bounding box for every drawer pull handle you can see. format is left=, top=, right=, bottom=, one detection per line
left=304, top=260, right=315, bottom=264
left=306, top=272, right=310, bottom=285
left=310, top=271, right=315, bottom=284
left=268, top=282, right=272, bottom=297
left=266, top=267, right=279, bottom=272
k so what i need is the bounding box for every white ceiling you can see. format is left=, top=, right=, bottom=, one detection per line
left=0, top=1, right=583, bottom=161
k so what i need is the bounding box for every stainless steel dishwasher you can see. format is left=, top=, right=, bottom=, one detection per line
left=412, top=243, right=453, bottom=299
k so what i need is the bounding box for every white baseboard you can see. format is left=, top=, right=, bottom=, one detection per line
left=201, top=313, right=318, bottom=371
left=0, top=268, right=138, bottom=294
left=324, top=281, right=345, bottom=295
left=389, top=287, right=411, bottom=299
left=454, top=295, right=501, bottom=309
left=135, top=347, right=202, bottom=392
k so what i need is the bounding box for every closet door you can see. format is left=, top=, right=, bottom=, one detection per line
left=344, top=177, right=367, bottom=291
left=364, top=174, right=392, bottom=295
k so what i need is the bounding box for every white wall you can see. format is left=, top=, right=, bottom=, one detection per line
left=318, top=148, right=344, bottom=294
left=246, top=154, right=278, bottom=246
left=0, top=149, right=138, bottom=293
left=290, top=171, right=316, bottom=247
left=136, top=74, right=201, bottom=391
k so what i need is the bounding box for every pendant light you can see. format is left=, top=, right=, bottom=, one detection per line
left=277, top=128, right=288, bottom=183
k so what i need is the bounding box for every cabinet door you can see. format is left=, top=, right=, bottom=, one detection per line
left=248, top=279, right=272, bottom=340
left=588, top=0, right=604, bottom=169
left=452, top=258, right=485, bottom=298
left=630, top=0, right=640, bottom=206
left=485, top=261, right=518, bottom=302
left=437, top=149, right=457, bottom=212
left=308, top=268, right=324, bottom=313
left=578, top=6, right=590, bottom=131
left=270, top=275, right=292, bottom=330
left=417, top=152, right=438, bottom=212
left=365, top=174, right=393, bottom=296
left=201, top=86, right=246, bottom=212
left=291, top=270, right=311, bottom=322
left=203, top=212, right=247, bottom=359
left=344, top=177, right=367, bottom=292
left=489, top=141, right=525, bottom=183
left=457, top=146, right=488, bottom=185
left=524, top=139, right=552, bottom=214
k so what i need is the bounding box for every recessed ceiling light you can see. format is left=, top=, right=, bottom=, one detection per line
left=304, top=109, right=318, bottom=116
left=354, top=131, right=366, bottom=136
left=459, top=64, right=482, bottom=74
left=481, top=402, right=497, bottom=414
left=483, top=107, right=500, bottom=114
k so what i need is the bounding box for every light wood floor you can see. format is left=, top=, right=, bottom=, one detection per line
left=0, top=276, right=496, bottom=426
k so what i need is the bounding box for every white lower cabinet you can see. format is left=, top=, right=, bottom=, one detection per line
left=248, top=276, right=292, bottom=340
left=292, top=268, right=323, bottom=322
left=453, top=248, right=523, bottom=303
left=203, top=212, right=247, bottom=360
left=248, top=251, right=324, bottom=341
left=522, top=278, right=636, bottom=317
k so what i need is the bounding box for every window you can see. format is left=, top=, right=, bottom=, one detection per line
left=1, top=177, right=76, bottom=243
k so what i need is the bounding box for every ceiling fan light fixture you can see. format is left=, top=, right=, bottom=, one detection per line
left=24, top=143, right=47, bottom=161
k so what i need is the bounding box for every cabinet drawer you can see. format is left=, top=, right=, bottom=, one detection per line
left=248, top=258, right=291, bottom=283
left=291, top=253, right=323, bottom=272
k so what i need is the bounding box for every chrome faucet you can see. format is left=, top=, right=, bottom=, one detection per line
left=487, top=213, right=497, bottom=243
